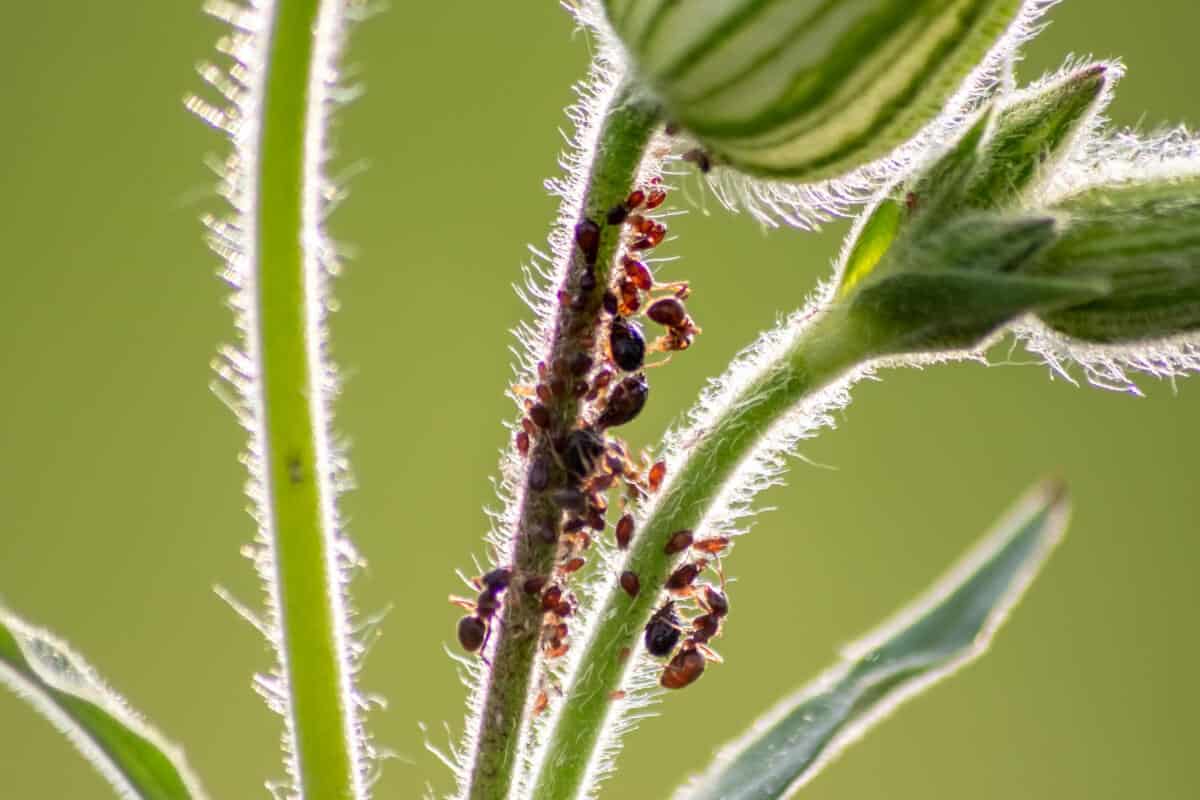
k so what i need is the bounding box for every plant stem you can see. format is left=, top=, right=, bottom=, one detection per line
left=254, top=0, right=362, bottom=797
left=528, top=307, right=873, bottom=800
left=466, top=83, right=661, bottom=800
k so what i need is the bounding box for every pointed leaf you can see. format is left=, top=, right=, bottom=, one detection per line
left=675, top=482, right=1070, bottom=800
left=0, top=607, right=208, bottom=799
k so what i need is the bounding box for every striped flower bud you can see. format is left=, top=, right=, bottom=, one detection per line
left=1029, top=176, right=1200, bottom=344
left=604, top=0, right=1035, bottom=180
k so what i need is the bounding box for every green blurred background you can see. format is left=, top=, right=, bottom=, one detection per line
left=1, top=2, right=1197, bottom=798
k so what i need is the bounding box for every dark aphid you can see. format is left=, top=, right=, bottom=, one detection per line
left=457, top=615, right=487, bottom=653
left=563, top=516, right=587, bottom=533
left=606, top=204, right=629, bottom=226
left=623, top=257, right=653, bottom=291
left=552, top=487, right=588, bottom=514
left=644, top=601, right=682, bottom=658
left=569, top=351, right=594, bottom=376
left=625, top=189, right=646, bottom=210
left=665, top=561, right=704, bottom=594
left=664, top=529, right=694, bottom=555
left=646, top=297, right=688, bottom=329
left=562, top=557, right=586, bottom=574
left=579, top=268, right=598, bottom=295
left=575, top=219, right=601, bottom=265
left=602, top=290, right=619, bottom=316
left=536, top=383, right=553, bottom=405
left=682, top=148, right=712, bottom=174
left=596, top=374, right=649, bottom=430
left=528, top=456, right=550, bottom=492
left=648, top=460, right=667, bottom=492
left=515, top=430, right=530, bottom=457
left=554, top=600, right=573, bottom=618
left=562, top=427, right=606, bottom=480
left=523, top=575, right=548, bottom=595
left=587, top=509, right=606, bottom=531
left=615, top=513, right=634, bottom=550
left=522, top=417, right=537, bottom=437
left=529, top=404, right=551, bottom=430
left=660, top=645, right=706, bottom=689
left=541, top=585, right=563, bottom=612
left=620, top=570, right=641, bottom=598
left=609, top=318, right=646, bottom=372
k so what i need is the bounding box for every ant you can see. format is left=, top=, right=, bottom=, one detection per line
left=452, top=566, right=512, bottom=657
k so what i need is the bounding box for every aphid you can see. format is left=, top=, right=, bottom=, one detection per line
left=596, top=374, right=649, bottom=430
left=552, top=486, right=588, bottom=514
left=569, top=351, right=594, bottom=376
left=575, top=219, right=601, bottom=265
left=521, top=417, right=537, bottom=437
left=615, top=513, right=634, bottom=550
left=609, top=318, right=646, bottom=372
left=682, top=148, right=712, bottom=174
left=529, top=404, right=551, bottom=429
left=457, top=615, right=487, bottom=652
left=623, top=257, right=653, bottom=291
left=536, top=384, right=553, bottom=405
left=692, top=536, right=730, bottom=555
left=664, top=529, right=694, bottom=555
left=646, top=297, right=688, bottom=329
left=660, top=645, right=706, bottom=689
left=561, top=427, right=606, bottom=481
left=528, top=456, right=550, bottom=492
left=620, top=570, right=641, bottom=598
left=644, top=601, right=682, bottom=658
left=648, top=460, right=667, bottom=492
left=533, top=691, right=550, bottom=716
left=609, top=690, right=627, bottom=701
left=625, top=189, right=646, bottom=210
left=617, top=278, right=642, bottom=316
left=665, top=560, right=706, bottom=594
left=602, top=290, right=619, bottom=316
left=515, top=430, right=530, bottom=457
left=562, top=556, right=586, bottom=574
left=606, top=204, right=629, bottom=226
left=645, top=187, right=667, bottom=210
left=541, top=585, right=563, bottom=612
left=563, top=516, right=587, bottom=533
left=523, top=575, right=548, bottom=595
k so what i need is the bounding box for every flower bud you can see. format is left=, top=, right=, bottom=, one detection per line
left=1029, top=177, right=1200, bottom=343
left=605, top=0, right=1033, bottom=179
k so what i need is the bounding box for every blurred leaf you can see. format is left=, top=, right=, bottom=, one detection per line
left=675, top=482, right=1070, bottom=800
left=0, top=607, right=207, bottom=799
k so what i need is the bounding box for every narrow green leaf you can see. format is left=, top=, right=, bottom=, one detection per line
left=0, top=607, right=207, bottom=799
left=676, top=481, right=1070, bottom=800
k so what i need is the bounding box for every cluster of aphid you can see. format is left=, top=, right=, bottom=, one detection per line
left=637, top=529, right=732, bottom=689
left=454, top=176, right=713, bottom=691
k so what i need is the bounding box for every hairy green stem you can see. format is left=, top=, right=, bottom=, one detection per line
left=466, top=83, right=661, bottom=800
left=255, top=1, right=361, bottom=797
left=529, top=307, right=873, bottom=800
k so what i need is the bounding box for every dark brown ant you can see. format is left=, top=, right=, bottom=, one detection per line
left=609, top=318, right=646, bottom=372
left=644, top=601, right=682, bottom=657
left=595, top=374, right=648, bottom=430
left=660, top=643, right=706, bottom=689
left=452, top=567, right=512, bottom=655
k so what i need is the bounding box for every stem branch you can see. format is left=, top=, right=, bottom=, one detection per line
left=466, top=82, right=661, bottom=800
left=529, top=307, right=872, bottom=800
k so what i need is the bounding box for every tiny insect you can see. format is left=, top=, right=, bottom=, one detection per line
left=644, top=601, right=682, bottom=658
left=596, top=373, right=649, bottom=430
left=648, top=460, right=667, bottom=492
left=660, top=644, right=706, bottom=689
left=575, top=218, right=601, bottom=265
left=664, top=529, right=693, bottom=555
left=615, top=513, right=634, bottom=550
left=620, top=570, right=641, bottom=598
left=609, top=317, right=646, bottom=372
